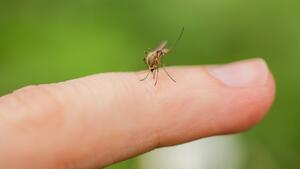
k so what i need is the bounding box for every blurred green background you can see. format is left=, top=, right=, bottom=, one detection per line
left=0, top=0, right=299, bottom=168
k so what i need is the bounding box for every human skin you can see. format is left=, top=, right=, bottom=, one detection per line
left=0, top=58, right=275, bottom=169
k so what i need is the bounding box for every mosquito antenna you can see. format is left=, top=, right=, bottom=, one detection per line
left=169, top=27, right=184, bottom=52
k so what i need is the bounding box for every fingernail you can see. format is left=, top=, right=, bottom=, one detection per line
left=207, top=58, right=269, bottom=87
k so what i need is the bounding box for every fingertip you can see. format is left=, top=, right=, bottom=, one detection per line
left=215, top=73, right=276, bottom=135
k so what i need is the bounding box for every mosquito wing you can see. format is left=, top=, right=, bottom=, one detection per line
left=154, top=40, right=167, bottom=51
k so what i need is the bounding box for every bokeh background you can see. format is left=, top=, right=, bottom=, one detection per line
left=1, top=0, right=299, bottom=168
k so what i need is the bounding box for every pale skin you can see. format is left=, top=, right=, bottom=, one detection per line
left=0, top=58, right=275, bottom=169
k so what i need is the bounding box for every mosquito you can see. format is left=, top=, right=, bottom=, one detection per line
left=140, top=27, right=184, bottom=86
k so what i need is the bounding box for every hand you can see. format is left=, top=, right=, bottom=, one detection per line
left=0, top=58, right=275, bottom=169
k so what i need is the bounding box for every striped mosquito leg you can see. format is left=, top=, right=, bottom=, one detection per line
left=140, top=71, right=150, bottom=81
left=152, top=69, right=156, bottom=80
left=154, top=68, right=159, bottom=86
left=162, top=65, right=176, bottom=83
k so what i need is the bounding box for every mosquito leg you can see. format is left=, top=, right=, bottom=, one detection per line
left=152, top=69, right=156, bottom=80
left=140, top=71, right=150, bottom=81
left=154, top=68, right=159, bottom=86
left=162, top=64, right=176, bottom=83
